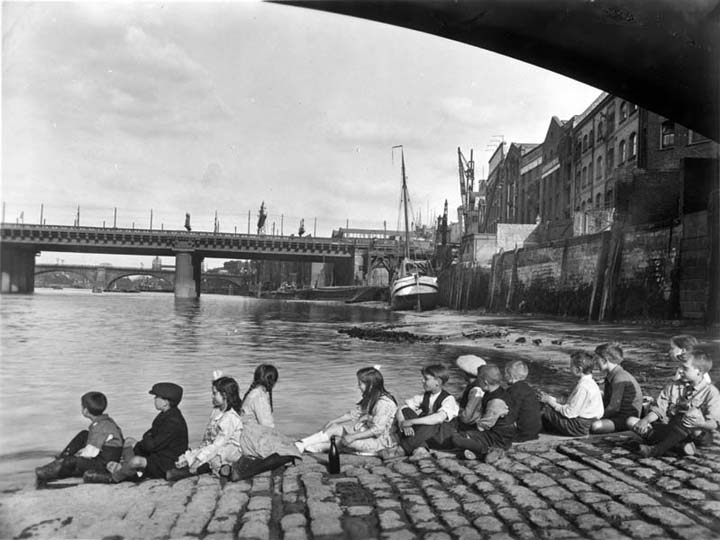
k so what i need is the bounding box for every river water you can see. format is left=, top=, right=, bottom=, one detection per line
left=0, top=289, right=572, bottom=490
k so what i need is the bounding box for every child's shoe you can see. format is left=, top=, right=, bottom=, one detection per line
left=166, top=467, right=193, bottom=482
left=484, top=448, right=505, bottom=465
left=408, top=447, right=431, bottom=462
left=379, top=446, right=406, bottom=461
left=680, top=442, right=696, bottom=456
left=35, top=459, right=63, bottom=487
left=638, top=444, right=655, bottom=458
left=82, top=470, right=114, bottom=484
left=462, top=449, right=478, bottom=460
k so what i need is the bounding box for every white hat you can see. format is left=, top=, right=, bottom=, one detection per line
left=456, top=354, right=486, bottom=376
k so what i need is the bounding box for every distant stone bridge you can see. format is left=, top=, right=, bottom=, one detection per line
left=34, top=264, right=249, bottom=292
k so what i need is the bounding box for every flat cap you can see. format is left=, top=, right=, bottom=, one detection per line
left=456, top=354, right=487, bottom=376
left=149, top=382, right=183, bottom=404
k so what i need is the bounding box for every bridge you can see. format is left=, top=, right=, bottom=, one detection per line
left=1, top=223, right=435, bottom=297
left=34, top=264, right=251, bottom=294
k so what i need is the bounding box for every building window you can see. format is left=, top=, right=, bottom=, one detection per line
left=589, top=129, right=594, bottom=146
left=688, top=130, right=709, bottom=144
left=620, top=102, right=628, bottom=122
left=596, top=156, right=603, bottom=178
left=596, top=193, right=602, bottom=207
left=607, top=111, right=615, bottom=132
left=606, top=190, right=613, bottom=208
left=630, top=103, right=638, bottom=114
left=619, top=140, right=627, bottom=163
left=661, top=121, right=675, bottom=148
left=588, top=163, right=593, bottom=182
left=629, top=132, right=637, bottom=157
left=597, top=121, right=604, bottom=140
left=582, top=166, right=587, bottom=186
left=607, top=148, right=614, bottom=170
left=583, top=134, right=588, bottom=151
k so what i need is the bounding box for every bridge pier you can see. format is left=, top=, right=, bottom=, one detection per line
left=1, top=245, right=36, bottom=294
left=174, top=251, right=203, bottom=299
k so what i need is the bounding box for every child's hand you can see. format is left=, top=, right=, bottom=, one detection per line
left=681, top=407, right=705, bottom=429
left=632, top=418, right=652, bottom=436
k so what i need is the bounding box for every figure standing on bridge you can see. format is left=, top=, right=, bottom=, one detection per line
left=184, top=213, right=192, bottom=232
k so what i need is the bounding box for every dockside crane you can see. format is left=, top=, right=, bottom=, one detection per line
left=458, top=147, right=475, bottom=234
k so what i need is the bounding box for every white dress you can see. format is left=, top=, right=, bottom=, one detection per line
left=339, top=395, right=399, bottom=455
left=178, top=408, right=243, bottom=474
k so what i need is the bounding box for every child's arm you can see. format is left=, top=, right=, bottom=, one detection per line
left=474, top=398, right=509, bottom=431
left=547, top=383, right=588, bottom=419
left=459, top=388, right=484, bottom=424
left=344, top=399, right=396, bottom=444
left=137, top=416, right=184, bottom=453
left=682, top=387, right=720, bottom=431
left=402, top=396, right=459, bottom=427
left=323, top=409, right=356, bottom=430
left=78, top=426, right=120, bottom=458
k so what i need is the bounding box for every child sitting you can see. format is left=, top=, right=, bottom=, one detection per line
left=539, top=351, right=604, bottom=436
left=456, top=355, right=487, bottom=430
left=505, top=360, right=542, bottom=442
left=590, top=343, right=643, bottom=434
left=167, top=375, right=243, bottom=480
left=380, top=364, right=459, bottom=460
left=106, top=382, right=188, bottom=482
left=237, top=364, right=301, bottom=459
left=35, top=391, right=124, bottom=486
left=296, top=366, right=398, bottom=456
left=451, top=364, right=517, bottom=462
left=630, top=351, right=719, bottom=457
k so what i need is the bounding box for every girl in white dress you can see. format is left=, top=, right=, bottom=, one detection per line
left=237, top=364, right=301, bottom=459
left=173, top=375, right=243, bottom=477
left=295, top=366, right=398, bottom=456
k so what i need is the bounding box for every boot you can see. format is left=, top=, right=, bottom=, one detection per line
left=83, top=470, right=114, bottom=484
left=35, top=459, right=63, bottom=487
left=295, top=431, right=330, bottom=453
left=108, top=460, right=138, bottom=483
left=166, top=467, right=193, bottom=482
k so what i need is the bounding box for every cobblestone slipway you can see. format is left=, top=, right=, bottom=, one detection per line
left=2, top=432, right=719, bottom=540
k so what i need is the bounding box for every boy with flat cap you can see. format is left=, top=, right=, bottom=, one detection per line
left=107, top=382, right=188, bottom=482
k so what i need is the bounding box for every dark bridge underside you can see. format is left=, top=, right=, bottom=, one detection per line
left=276, top=0, right=719, bottom=141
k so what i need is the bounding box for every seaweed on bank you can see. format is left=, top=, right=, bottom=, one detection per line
left=338, top=326, right=445, bottom=343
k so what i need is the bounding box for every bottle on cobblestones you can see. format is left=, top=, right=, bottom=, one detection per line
left=328, top=435, right=340, bottom=474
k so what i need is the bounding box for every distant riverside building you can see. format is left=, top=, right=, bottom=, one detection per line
left=480, top=91, right=718, bottom=239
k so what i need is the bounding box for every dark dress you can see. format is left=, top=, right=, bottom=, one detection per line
left=134, top=407, right=189, bottom=478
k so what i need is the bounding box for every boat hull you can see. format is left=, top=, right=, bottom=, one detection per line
left=390, top=275, right=439, bottom=311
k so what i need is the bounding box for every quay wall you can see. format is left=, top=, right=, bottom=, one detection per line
left=440, top=210, right=714, bottom=321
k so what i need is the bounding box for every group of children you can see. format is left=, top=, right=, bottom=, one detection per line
left=35, top=364, right=300, bottom=486
left=36, top=334, right=719, bottom=487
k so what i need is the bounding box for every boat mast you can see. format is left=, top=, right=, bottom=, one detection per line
left=400, top=148, right=410, bottom=260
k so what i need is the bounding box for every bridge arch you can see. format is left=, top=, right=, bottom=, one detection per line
left=105, top=272, right=174, bottom=290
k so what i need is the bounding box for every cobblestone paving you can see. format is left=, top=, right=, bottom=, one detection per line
left=2, top=434, right=719, bottom=539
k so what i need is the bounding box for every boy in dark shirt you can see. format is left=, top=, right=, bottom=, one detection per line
left=505, top=360, right=541, bottom=442
left=591, top=343, right=643, bottom=434
left=107, top=382, right=188, bottom=482
left=451, top=364, right=517, bottom=462
left=35, top=391, right=124, bottom=486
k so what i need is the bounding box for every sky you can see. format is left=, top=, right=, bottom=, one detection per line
left=1, top=1, right=602, bottom=268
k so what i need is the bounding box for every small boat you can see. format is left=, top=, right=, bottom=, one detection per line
left=389, top=147, right=439, bottom=311
left=92, top=287, right=103, bottom=293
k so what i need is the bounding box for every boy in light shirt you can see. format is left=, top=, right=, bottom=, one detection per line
left=539, top=351, right=604, bottom=436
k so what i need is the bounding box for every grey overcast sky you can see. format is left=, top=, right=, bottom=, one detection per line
left=2, top=1, right=601, bottom=268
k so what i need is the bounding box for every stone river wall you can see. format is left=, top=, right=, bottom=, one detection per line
left=440, top=210, right=715, bottom=321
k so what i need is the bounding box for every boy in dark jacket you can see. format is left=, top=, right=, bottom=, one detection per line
left=107, top=382, right=188, bottom=482
left=505, top=360, right=542, bottom=442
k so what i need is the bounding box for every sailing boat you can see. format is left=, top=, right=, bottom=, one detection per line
left=390, top=147, right=439, bottom=311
